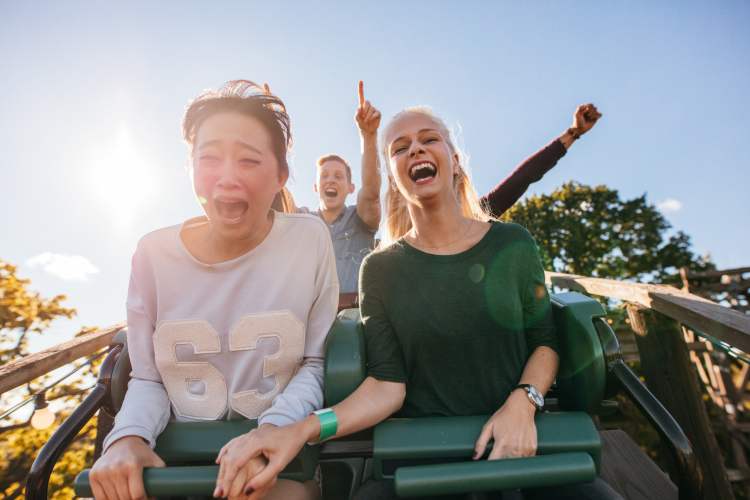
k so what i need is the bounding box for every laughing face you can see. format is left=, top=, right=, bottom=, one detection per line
left=315, top=160, right=354, bottom=212
left=192, top=112, right=287, bottom=240
left=385, top=114, right=459, bottom=205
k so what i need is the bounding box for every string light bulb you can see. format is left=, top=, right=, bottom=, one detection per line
left=30, top=392, right=55, bottom=430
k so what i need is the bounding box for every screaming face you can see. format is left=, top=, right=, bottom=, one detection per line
left=316, top=160, right=354, bottom=211
left=192, top=112, right=287, bottom=239
left=385, top=114, right=459, bottom=203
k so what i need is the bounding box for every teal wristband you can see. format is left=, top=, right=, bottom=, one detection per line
left=312, top=408, right=338, bottom=442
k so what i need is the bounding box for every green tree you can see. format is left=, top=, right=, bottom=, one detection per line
left=1, top=259, right=99, bottom=500
left=502, top=183, right=722, bottom=481
left=1, top=261, right=76, bottom=366
left=501, top=181, right=714, bottom=286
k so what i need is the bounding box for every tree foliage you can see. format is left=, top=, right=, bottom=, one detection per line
left=1, top=261, right=76, bottom=366
left=1, top=259, right=98, bottom=500
left=501, top=181, right=714, bottom=286
left=1, top=412, right=98, bottom=500
left=502, top=183, right=721, bottom=478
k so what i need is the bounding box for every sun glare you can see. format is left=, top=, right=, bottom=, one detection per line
left=86, top=123, right=157, bottom=233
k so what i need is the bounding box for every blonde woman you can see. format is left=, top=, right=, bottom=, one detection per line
left=216, top=107, right=621, bottom=500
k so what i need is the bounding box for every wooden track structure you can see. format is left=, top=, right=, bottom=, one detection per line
left=2, top=271, right=750, bottom=499
left=681, top=266, right=750, bottom=315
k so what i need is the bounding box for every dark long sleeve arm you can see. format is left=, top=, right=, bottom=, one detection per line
left=481, top=138, right=567, bottom=218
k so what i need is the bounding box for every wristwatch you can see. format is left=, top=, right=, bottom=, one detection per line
left=515, top=384, right=545, bottom=411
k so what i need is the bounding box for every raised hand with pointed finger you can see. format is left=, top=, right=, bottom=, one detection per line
left=354, top=80, right=381, bottom=137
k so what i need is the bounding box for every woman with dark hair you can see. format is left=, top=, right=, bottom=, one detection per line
left=88, top=80, right=335, bottom=500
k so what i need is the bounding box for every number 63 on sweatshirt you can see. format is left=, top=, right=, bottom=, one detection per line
left=103, top=211, right=339, bottom=452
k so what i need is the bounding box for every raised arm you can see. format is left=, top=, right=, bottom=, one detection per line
left=355, top=81, right=382, bottom=229
left=482, top=104, right=602, bottom=218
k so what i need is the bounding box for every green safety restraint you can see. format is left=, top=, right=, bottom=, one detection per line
left=74, top=330, right=319, bottom=498
left=75, top=291, right=617, bottom=499
left=324, top=292, right=618, bottom=498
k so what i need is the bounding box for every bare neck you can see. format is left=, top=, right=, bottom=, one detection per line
left=181, top=213, right=274, bottom=265
left=405, top=194, right=490, bottom=255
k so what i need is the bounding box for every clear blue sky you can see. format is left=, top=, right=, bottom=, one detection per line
left=1, top=1, right=748, bottom=353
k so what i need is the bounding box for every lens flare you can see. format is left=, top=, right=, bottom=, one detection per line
left=198, top=196, right=207, bottom=205
left=469, top=263, right=485, bottom=283
left=484, top=240, right=550, bottom=329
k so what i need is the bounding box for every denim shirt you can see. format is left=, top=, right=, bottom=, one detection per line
left=299, top=205, right=377, bottom=293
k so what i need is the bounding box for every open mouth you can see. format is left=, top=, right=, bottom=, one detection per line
left=408, top=162, right=437, bottom=184
left=324, top=187, right=338, bottom=199
left=214, top=198, right=249, bottom=224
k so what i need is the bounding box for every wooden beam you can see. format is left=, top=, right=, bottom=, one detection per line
left=686, top=341, right=712, bottom=352
left=0, top=321, right=126, bottom=396
left=626, top=303, right=732, bottom=500
left=545, top=272, right=750, bottom=352
left=685, top=267, right=750, bottom=280
left=598, top=430, right=677, bottom=500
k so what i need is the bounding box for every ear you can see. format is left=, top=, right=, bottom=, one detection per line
left=388, top=175, right=398, bottom=192
left=453, top=153, right=461, bottom=175
left=314, top=183, right=319, bottom=194
left=348, top=183, right=356, bottom=194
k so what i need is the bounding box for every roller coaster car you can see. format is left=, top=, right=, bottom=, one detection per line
left=27, top=292, right=697, bottom=499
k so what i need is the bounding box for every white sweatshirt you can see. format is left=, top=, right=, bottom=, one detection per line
left=103, top=212, right=339, bottom=452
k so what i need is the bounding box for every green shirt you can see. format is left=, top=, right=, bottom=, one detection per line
left=359, top=221, right=557, bottom=418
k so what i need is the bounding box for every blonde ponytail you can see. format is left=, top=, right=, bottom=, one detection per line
left=379, top=107, right=493, bottom=248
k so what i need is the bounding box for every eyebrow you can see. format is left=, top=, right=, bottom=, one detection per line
left=198, top=139, right=263, bottom=155
left=390, top=128, right=439, bottom=146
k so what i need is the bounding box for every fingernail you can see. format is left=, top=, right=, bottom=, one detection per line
left=244, top=485, right=255, bottom=495
left=472, top=451, right=480, bottom=460
left=213, top=486, right=221, bottom=497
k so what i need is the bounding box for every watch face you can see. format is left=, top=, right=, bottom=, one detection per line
left=529, top=387, right=545, bottom=407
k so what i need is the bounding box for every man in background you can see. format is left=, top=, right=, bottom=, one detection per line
left=301, top=81, right=601, bottom=297
left=299, top=82, right=381, bottom=295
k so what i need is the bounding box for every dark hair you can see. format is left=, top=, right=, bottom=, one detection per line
left=183, top=80, right=292, bottom=179
left=316, top=153, right=352, bottom=183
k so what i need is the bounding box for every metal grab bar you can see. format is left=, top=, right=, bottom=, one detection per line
left=25, top=345, right=122, bottom=500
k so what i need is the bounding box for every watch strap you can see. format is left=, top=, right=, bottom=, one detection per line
left=515, top=384, right=543, bottom=410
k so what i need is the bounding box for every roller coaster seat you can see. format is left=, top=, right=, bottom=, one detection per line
left=326, top=292, right=619, bottom=498
left=30, top=291, right=688, bottom=500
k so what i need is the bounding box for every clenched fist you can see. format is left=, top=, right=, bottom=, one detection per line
left=572, top=103, right=602, bottom=136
